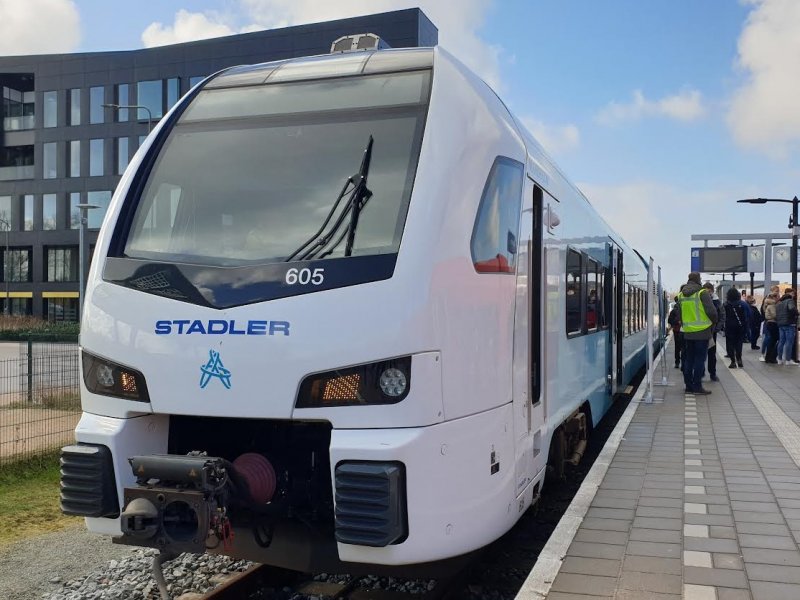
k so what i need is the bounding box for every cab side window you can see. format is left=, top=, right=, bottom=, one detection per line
left=471, top=157, right=524, bottom=274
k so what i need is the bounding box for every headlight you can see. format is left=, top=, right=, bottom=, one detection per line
left=82, top=351, right=150, bottom=402
left=296, top=357, right=411, bottom=408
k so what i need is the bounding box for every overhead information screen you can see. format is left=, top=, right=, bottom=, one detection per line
left=700, top=247, right=747, bottom=273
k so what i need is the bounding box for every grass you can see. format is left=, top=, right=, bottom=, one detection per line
left=0, top=452, right=78, bottom=546
left=0, top=316, right=79, bottom=342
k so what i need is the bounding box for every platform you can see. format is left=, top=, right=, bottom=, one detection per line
left=517, top=339, right=800, bottom=600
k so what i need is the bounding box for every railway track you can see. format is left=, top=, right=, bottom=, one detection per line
left=198, top=563, right=466, bottom=600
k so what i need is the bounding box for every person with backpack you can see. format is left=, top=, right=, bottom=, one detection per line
left=668, top=296, right=684, bottom=369
left=723, top=287, right=747, bottom=368
left=760, top=292, right=780, bottom=364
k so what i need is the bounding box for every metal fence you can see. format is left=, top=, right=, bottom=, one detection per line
left=0, top=338, right=80, bottom=467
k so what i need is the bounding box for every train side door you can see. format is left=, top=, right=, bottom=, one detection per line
left=512, top=177, right=545, bottom=499
left=611, top=246, right=624, bottom=391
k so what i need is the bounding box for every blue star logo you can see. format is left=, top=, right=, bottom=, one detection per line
left=200, top=350, right=232, bottom=389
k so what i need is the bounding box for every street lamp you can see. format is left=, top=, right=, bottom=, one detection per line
left=737, top=197, right=799, bottom=293
left=76, top=203, right=99, bottom=322
left=102, top=103, right=153, bottom=133
left=0, top=217, right=10, bottom=315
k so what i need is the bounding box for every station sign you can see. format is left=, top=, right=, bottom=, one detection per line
left=697, top=246, right=747, bottom=273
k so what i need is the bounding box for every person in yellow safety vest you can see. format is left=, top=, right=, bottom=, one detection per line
left=677, top=272, right=718, bottom=395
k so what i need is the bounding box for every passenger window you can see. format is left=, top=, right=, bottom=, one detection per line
left=471, top=157, right=524, bottom=273
left=599, top=263, right=608, bottom=329
left=566, top=249, right=583, bottom=335
left=587, top=258, right=599, bottom=332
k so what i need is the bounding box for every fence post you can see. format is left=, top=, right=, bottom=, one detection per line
left=27, top=338, right=33, bottom=404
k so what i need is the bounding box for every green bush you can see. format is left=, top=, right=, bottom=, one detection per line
left=0, top=316, right=79, bottom=342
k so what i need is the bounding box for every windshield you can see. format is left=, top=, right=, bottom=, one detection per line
left=123, top=70, right=430, bottom=267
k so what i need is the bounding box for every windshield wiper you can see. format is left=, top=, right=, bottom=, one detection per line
left=284, top=136, right=374, bottom=262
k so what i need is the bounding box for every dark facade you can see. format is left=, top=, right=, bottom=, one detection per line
left=0, top=9, right=437, bottom=320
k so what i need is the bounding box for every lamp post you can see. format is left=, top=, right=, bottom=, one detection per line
left=76, top=203, right=99, bottom=322
left=102, top=103, right=153, bottom=133
left=0, top=217, right=9, bottom=315
left=737, top=197, right=799, bottom=293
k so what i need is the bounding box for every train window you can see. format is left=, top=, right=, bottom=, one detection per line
left=471, top=157, right=524, bottom=273
left=566, top=249, right=583, bottom=335
left=586, top=258, right=599, bottom=332
left=599, top=263, right=608, bottom=329
left=625, top=283, right=631, bottom=336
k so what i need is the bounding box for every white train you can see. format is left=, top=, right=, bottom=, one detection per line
left=61, top=37, right=665, bottom=572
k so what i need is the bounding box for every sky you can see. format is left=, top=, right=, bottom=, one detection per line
left=1, top=0, right=799, bottom=292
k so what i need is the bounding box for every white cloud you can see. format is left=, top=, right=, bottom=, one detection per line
left=141, top=1, right=502, bottom=89
left=0, top=0, right=80, bottom=55
left=728, top=0, right=800, bottom=157
left=596, top=89, right=706, bottom=125
left=520, top=117, right=580, bottom=156
left=142, top=9, right=235, bottom=47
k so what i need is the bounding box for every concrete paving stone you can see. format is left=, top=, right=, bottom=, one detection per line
left=685, top=494, right=731, bottom=505
left=683, top=583, right=718, bottom=600
left=549, top=573, right=617, bottom=596
left=766, top=476, right=800, bottom=484
left=629, top=528, right=682, bottom=543
left=731, top=501, right=780, bottom=513
left=779, top=508, right=800, bottom=520
left=685, top=524, right=710, bottom=537
left=559, top=556, right=621, bottom=577
left=635, top=506, right=683, bottom=519
left=641, top=488, right=684, bottom=499
left=546, top=594, right=612, bottom=600
left=623, top=555, right=682, bottom=575
left=590, top=496, right=638, bottom=510
left=644, top=474, right=684, bottom=482
left=738, top=534, right=798, bottom=550
left=600, top=476, right=644, bottom=491
left=741, top=547, right=800, bottom=566
left=750, top=581, right=800, bottom=600
left=566, top=541, right=626, bottom=560
left=746, top=562, right=800, bottom=583
left=708, top=504, right=732, bottom=516
left=685, top=502, right=708, bottom=514
left=710, top=526, right=737, bottom=540
left=735, top=522, right=791, bottom=536
left=632, top=517, right=683, bottom=531
left=595, top=489, right=640, bottom=500
left=776, top=498, right=800, bottom=509
left=618, top=570, right=682, bottom=594
left=728, top=492, right=774, bottom=502
left=684, top=566, right=749, bottom=588
left=625, top=541, right=682, bottom=558
left=614, top=591, right=680, bottom=600
left=684, top=537, right=741, bottom=553
left=638, top=496, right=684, bottom=508
left=586, top=507, right=635, bottom=520
left=726, top=477, right=768, bottom=485
left=713, top=553, right=744, bottom=570
left=728, top=484, right=771, bottom=493
left=733, top=511, right=786, bottom=524
left=768, top=489, right=800, bottom=500
left=716, top=589, right=752, bottom=600
left=574, top=529, right=629, bottom=545
left=580, top=518, right=632, bottom=532
left=770, top=482, right=800, bottom=491
left=684, top=550, right=713, bottom=568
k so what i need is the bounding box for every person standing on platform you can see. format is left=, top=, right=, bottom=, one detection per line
left=703, top=282, right=723, bottom=381
left=678, top=273, right=718, bottom=394
left=776, top=288, right=799, bottom=366
left=723, top=287, right=747, bottom=368
left=668, top=297, right=684, bottom=369
left=747, top=295, right=763, bottom=350
left=760, top=292, right=779, bottom=363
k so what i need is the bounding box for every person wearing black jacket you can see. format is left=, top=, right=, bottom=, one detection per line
left=723, top=287, right=747, bottom=368
left=702, top=282, right=723, bottom=381
left=747, top=295, right=763, bottom=350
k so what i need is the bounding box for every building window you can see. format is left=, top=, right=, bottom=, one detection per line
left=2, top=85, right=34, bottom=131
left=566, top=249, right=583, bottom=336
left=87, top=191, right=111, bottom=229
left=42, top=193, right=57, bottom=230
left=114, top=83, right=129, bottom=121
left=90, top=86, right=104, bottom=124
left=470, top=157, right=524, bottom=273
left=43, top=91, right=57, bottom=128
left=0, top=195, right=10, bottom=225
left=46, top=246, right=78, bottom=282
left=167, top=78, right=180, bottom=109
left=3, top=248, right=31, bottom=282
left=69, top=192, right=81, bottom=229
left=2, top=298, right=31, bottom=316
left=68, top=88, right=80, bottom=126
left=23, top=195, right=33, bottom=231
left=137, top=79, right=163, bottom=119
left=43, top=142, right=57, bottom=179
left=68, top=140, right=80, bottom=178
left=45, top=297, right=78, bottom=322
left=89, top=139, right=104, bottom=176
left=116, top=137, right=129, bottom=175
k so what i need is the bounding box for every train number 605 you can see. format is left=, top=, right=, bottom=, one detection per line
left=285, top=268, right=324, bottom=285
